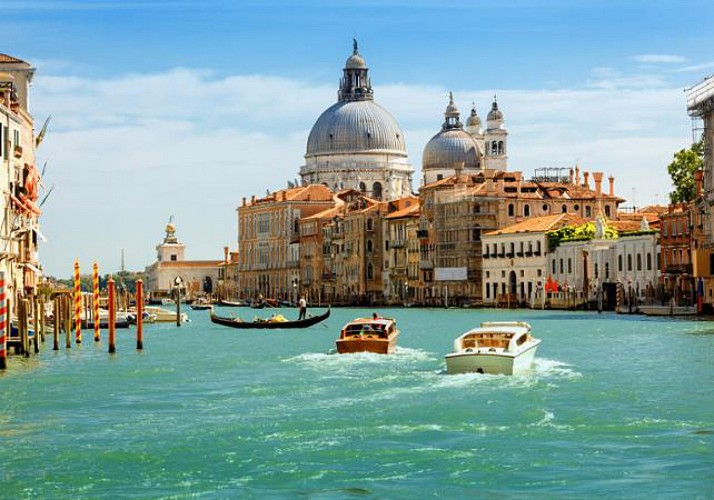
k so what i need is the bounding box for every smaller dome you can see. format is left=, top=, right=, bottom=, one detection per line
left=466, top=104, right=481, bottom=128
left=346, top=53, right=367, bottom=69
left=346, top=38, right=367, bottom=69
left=422, top=129, right=481, bottom=172
left=487, top=98, right=503, bottom=121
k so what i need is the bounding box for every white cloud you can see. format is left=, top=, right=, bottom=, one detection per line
left=33, top=67, right=690, bottom=275
left=632, top=54, right=687, bottom=64
left=673, top=61, right=714, bottom=73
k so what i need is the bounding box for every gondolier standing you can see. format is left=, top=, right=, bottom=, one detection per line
left=298, top=296, right=307, bottom=320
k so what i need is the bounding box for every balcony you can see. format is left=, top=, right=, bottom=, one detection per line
left=665, top=264, right=692, bottom=274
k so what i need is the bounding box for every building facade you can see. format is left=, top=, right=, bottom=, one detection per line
left=144, top=222, right=222, bottom=301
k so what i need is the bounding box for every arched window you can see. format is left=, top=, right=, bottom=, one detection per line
left=497, top=141, right=504, bottom=154
left=646, top=253, right=652, bottom=270
left=559, top=259, right=564, bottom=274
left=367, top=263, right=374, bottom=280
left=561, top=204, right=567, bottom=213
left=491, top=141, right=498, bottom=155
left=568, top=258, right=572, bottom=273
left=359, top=182, right=366, bottom=193
left=604, top=205, right=611, bottom=217
left=508, top=204, right=515, bottom=217
left=473, top=203, right=481, bottom=213
left=509, top=242, right=515, bottom=256
left=627, top=254, right=633, bottom=271
left=605, top=262, right=610, bottom=278
left=524, top=204, right=530, bottom=217
left=367, top=240, right=373, bottom=253
left=618, top=254, right=623, bottom=271
left=585, top=206, right=592, bottom=218
left=637, top=254, right=642, bottom=271
left=372, top=182, right=383, bottom=200
left=594, top=263, right=599, bottom=278
left=552, top=259, right=556, bottom=274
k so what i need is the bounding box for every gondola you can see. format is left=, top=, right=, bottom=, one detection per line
left=209, top=307, right=330, bottom=329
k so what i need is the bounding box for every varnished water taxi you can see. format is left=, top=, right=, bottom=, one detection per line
left=445, top=321, right=540, bottom=375
left=336, top=317, right=399, bottom=354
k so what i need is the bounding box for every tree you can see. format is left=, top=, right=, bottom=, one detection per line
left=668, top=140, right=704, bottom=203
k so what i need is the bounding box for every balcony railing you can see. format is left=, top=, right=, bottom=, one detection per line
left=665, top=264, right=693, bottom=274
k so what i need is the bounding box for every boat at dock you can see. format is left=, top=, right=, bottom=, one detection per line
left=445, top=321, right=540, bottom=375
left=637, top=304, right=697, bottom=316
left=335, top=317, right=399, bottom=354
left=209, top=307, right=330, bottom=329
left=218, top=299, right=247, bottom=307
left=144, top=306, right=188, bottom=323
left=190, top=299, right=212, bottom=310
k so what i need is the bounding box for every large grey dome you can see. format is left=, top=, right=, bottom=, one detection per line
left=305, top=100, right=407, bottom=158
left=422, top=129, right=480, bottom=171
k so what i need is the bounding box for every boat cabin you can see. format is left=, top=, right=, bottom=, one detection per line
left=340, top=318, right=395, bottom=340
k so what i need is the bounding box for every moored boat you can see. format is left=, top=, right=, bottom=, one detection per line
left=144, top=306, right=188, bottom=323
left=445, top=321, right=540, bottom=375
left=335, top=317, right=399, bottom=354
left=190, top=299, right=212, bottom=310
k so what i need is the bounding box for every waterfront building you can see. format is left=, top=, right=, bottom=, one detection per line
left=216, top=246, right=240, bottom=301
left=659, top=203, right=696, bottom=304
left=417, top=166, right=623, bottom=305
left=144, top=222, right=222, bottom=301
left=548, top=216, right=660, bottom=309
left=0, top=54, right=43, bottom=304
left=300, top=41, right=414, bottom=201
left=481, top=213, right=584, bottom=307
left=687, top=76, right=714, bottom=309
left=382, top=195, right=419, bottom=304
left=237, top=184, right=334, bottom=300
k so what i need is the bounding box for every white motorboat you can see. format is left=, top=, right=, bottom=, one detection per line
left=445, top=321, right=541, bottom=375
left=144, top=306, right=188, bottom=323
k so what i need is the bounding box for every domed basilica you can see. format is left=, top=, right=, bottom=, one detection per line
left=300, top=41, right=414, bottom=201
left=422, top=93, right=508, bottom=185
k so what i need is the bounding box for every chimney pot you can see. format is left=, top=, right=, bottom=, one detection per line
left=608, top=175, right=615, bottom=197
left=583, top=171, right=590, bottom=189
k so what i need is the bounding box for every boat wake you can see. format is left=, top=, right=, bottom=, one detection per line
left=284, top=346, right=436, bottom=368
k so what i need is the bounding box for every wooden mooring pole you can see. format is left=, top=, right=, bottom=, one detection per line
left=21, top=299, right=30, bottom=357
left=53, top=296, right=59, bottom=351
left=93, top=262, right=100, bottom=342
left=74, top=259, right=82, bottom=344
left=32, top=296, right=39, bottom=354
left=136, top=279, right=143, bottom=350
left=64, top=295, right=71, bottom=349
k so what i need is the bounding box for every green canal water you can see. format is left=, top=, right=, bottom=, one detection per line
left=0, top=308, right=712, bottom=499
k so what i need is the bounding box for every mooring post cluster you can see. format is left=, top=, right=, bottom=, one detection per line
left=0, top=259, right=152, bottom=370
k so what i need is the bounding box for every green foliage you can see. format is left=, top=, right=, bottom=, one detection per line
left=52, top=270, right=147, bottom=292
left=547, top=221, right=618, bottom=249
left=668, top=140, right=704, bottom=203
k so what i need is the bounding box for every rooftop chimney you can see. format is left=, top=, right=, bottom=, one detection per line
left=224, top=246, right=229, bottom=263
left=251, top=195, right=256, bottom=204
left=583, top=171, right=590, bottom=190
left=242, top=197, right=247, bottom=206
left=592, top=172, right=603, bottom=197
left=695, top=170, right=704, bottom=198
left=575, top=165, right=580, bottom=185
left=608, top=175, right=614, bottom=197
left=569, top=168, right=574, bottom=184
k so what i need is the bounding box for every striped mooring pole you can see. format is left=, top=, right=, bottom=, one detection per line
left=74, top=259, right=82, bottom=344
left=0, top=272, right=6, bottom=370
left=93, top=262, right=100, bottom=342
left=108, top=277, right=116, bottom=354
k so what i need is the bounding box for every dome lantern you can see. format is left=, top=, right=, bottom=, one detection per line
left=338, top=38, right=373, bottom=102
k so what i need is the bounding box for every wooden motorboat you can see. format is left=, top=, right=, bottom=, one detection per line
left=445, top=321, right=540, bottom=375
left=190, top=299, right=212, bottom=310
left=144, top=306, right=188, bottom=323
left=209, top=307, right=330, bottom=329
left=336, top=317, right=399, bottom=354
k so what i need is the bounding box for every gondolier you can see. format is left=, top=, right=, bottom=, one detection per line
left=298, top=296, right=307, bottom=320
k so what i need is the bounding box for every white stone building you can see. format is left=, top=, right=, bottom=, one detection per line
left=482, top=214, right=583, bottom=305
left=300, top=40, right=413, bottom=201
left=145, top=222, right=222, bottom=302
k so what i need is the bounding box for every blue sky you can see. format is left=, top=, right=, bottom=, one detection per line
left=4, top=0, right=713, bottom=276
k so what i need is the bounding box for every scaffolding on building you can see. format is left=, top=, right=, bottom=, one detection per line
left=531, top=167, right=572, bottom=184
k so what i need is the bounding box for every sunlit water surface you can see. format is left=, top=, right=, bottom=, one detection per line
left=1, top=308, right=712, bottom=499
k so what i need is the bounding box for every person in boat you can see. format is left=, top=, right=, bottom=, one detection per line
left=298, top=296, right=307, bottom=320
left=372, top=312, right=380, bottom=320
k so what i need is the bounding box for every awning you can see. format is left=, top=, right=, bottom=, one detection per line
left=20, top=262, right=41, bottom=275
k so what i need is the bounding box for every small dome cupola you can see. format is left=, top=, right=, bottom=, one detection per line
left=487, top=95, right=504, bottom=127
left=339, top=39, right=373, bottom=102
left=465, top=101, right=483, bottom=136
left=442, top=91, right=463, bottom=130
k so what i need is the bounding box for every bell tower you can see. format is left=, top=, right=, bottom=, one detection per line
left=483, top=96, right=508, bottom=171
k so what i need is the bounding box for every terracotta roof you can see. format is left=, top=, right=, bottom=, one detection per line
left=486, top=213, right=586, bottom=236
left=0, top=54, right=26, bottom=64
left=610, top=220, right=645, bottom=232
left=252, top=184, right=334, bottom=205
left=385, top=202, right=420, bottom=219
left=304, top=205, right=345, bottom=220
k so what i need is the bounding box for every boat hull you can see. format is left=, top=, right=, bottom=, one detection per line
left=445, top=342, right=540, bottom=375
left=209, top=308, right=330, bottom=329
left=336, top=333, right=399, bottom=354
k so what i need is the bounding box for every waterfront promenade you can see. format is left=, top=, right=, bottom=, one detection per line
left=0, top=308, right=712, bottom=498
